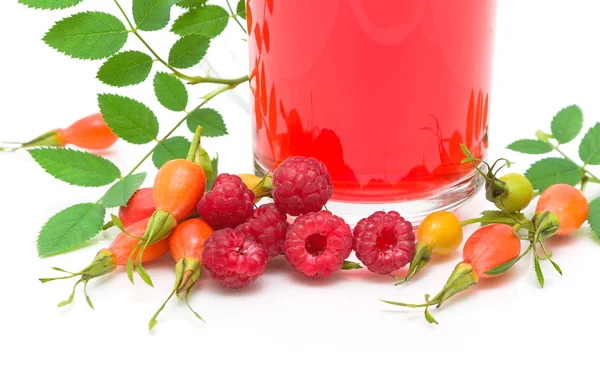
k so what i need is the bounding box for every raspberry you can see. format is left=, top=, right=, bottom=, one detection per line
left=203, top=228, right=268, bottom=289
left=197, top=174, right=255, bottom=230
left=353, top=211, right=416, bottom=275
left=237, top=203, right=289, bottom=258
left=272, top=156, right=333, bottom=216
left=282, top=210, right=352, bottom=279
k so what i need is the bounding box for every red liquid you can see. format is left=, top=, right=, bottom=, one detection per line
left=248, top=0, right=496, bottom=202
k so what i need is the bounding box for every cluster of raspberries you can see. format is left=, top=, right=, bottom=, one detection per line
left=199, top=156, right=416, bottom=289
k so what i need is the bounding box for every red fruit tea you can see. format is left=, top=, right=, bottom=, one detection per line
left=248, top=0, right=496, bottom=203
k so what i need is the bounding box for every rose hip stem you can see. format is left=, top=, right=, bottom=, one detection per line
left=0, top=113, right=118, bottom=151
left=39, top=217, right=170, bottom=309
left=148, top=218, right=213, bottom=331
left=382, top=224, right=521, bottom=324
left=128, top=126, right=207, bottom=286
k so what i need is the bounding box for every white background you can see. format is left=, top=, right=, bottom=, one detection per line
left=1, top=1, right=600, bottom=368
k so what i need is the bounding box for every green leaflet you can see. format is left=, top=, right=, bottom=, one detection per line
left=18, top=0, right=83, bottom=10
left=29, top=147, right=121, bottom=187
left=98, top=94, right=160, bottom=144
left=43, top=12, right=128, bottom=60
left=154, top=72, right=188, bottom=111
left=237, top=0, right=246, bottom=19
left=187, top=108, right=227, bottom=137
left=551, top=105, right=583, bottom=144
left=152, top=136, right=191, bottom=168
left=579, top=123, right=600, bottom=165
left=38, top=203, right=106, bottom=258
left=176, top=0, right=208, bottom=8
left=133, top=0, right=177, bottom=32
left=524, top=158, right=582, bottom=192
left=101, top=173, right=147, bottom=208
left=171, top=5, right=229, bottom=37
left=97, top=51, right=154, bottom=87
left=168, top=34, right=211, bottom=69
left=588, top=197, right=600, bottom=240
left=506, top=139, right=553, bottom=155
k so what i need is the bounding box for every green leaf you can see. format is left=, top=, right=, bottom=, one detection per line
left=97, top=51, right=154, bottom=87
left=171, top=5, right=229, bottom=37
left=168, top=34, right=210, bottom=69
left=206, top=154, right=219, bottom=190
left=153, top=72, right=188, bottom=111
left=579, top=123, right=600, bottom=165
left=29, top=147, right=121, bottom=187
left=133, top=0, right=176, bottom=32
left=549, top=259, right=563, bottom=276
left=18, top=0, right=83, bottom=10
left=551, top=105, right=583, bottom=144
left=101, top=173, right=147, bottom=208
left=236, top=0, right=246, bottom=19
left=534, top=255, right=545, bottom=288
left=43, top=12, right=128, bottom=60
left=485, top=256, right=520, bottom=276
left=341, top=260, right=362, bottom=270
left=507, top=139, right=553, bottom=154
left=187, top=108, right=227, bottom=137
left=176, top=0, right=207, bottom=8
left=524, top=158, right=582, bottom=192
left=37, top=203, right=106, bottom=258
left=98, top=94, right=159, bottom=144
left=587, top=197, right=600, bottom=240
left=152, top=136, right=191, bottom=169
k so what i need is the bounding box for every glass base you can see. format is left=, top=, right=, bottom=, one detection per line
left=255, top=158, right=484, bottom=226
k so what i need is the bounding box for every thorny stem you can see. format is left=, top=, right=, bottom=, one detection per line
left=112, top=0, right=249, bottom=85
left=226, top=0, right=248, bottom=34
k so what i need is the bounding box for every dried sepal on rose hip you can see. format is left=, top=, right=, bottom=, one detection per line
left=353, top=211, right=416, bottom=275
left=0, top=112, right=118, bottom=152
left=282, top=210, right=353, bottom=279
left=39, top=217, right=170, bottom=309
left=383, top=224, right=521, bottom=324
left=401, top=211, right=463, bottom=283
left=271, top=156, right=333, bottom=216
left=148, top=218, right=214, bottom=331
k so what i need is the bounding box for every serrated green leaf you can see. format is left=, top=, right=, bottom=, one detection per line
left=176, top=0, right=207, bottom=8
left=98, top=94, right=159, bottom=144
left=97, top=51, right=154, bottom=87
left=133, top=0, right=177, bottom=32
left=524, top=158, right=582, bottom=192
left=206, top=154, right=219, bottom=190
left=579, top=123, right=600, bottom=165
left=168, top=34, right=210, bottom=69
left=187, top=108, right=227, bottom=137
left=29, top=147, right=121, bottom=187
left=237, top=0, right=246, bottom=19
left=152, top=136, right=191, bottom=168
left=507, top=139, right=553, bottom=154
left=153, top=72, right=188, bottom=111
left=38, top=203, right=106, bottom=258
left=43, top=12, right=128, bottom=60
left=171, top=5, right=229, bottom=37
left=587, top=197, right=600, bottom=240
left=18, top=0, right=83, bottom=10
left=551, top=105, right=583, bottom=144
left=101, top=173, right=147, bottom=208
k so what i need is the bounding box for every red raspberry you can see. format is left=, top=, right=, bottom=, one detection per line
left=353, top=211, right=416, bottom=275
left=197, top=174, right=255, bottom=230
left=272, top=156, right=333, bottom=216
left=237, top=203, right=290, bottom=258
left=282, top=210, right=352, bottom=279
left=203, top=228, right=268, bottom=289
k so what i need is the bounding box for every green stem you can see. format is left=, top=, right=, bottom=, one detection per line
left=226, top=0, right=247, bottom=33
left=548, top=141, right=600, bottom=183
left=112, top=0, right=135, bottom=29
left=188, top=74, right=250, bottom=86
left=581, top=175, right=590, bottom=192
left=459, top=216, right=523, bottom=227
